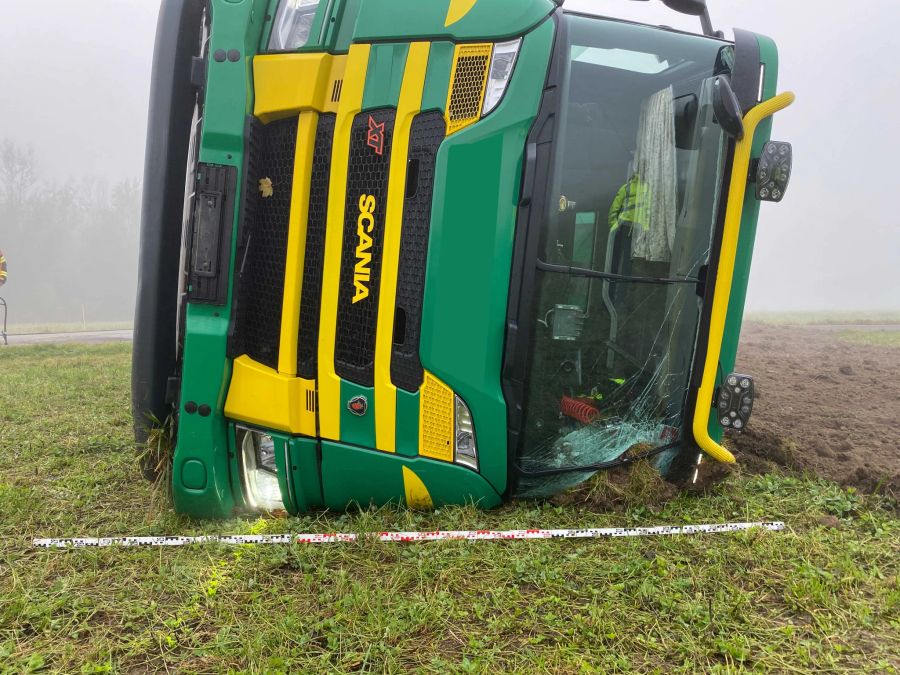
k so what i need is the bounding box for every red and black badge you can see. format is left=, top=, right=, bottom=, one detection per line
left=348, top=395, right=368, bottom=416
left=366, top=115, right=385, bottom=156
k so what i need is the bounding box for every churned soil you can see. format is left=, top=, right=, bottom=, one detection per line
left=728, top=322, right=900, bottom=499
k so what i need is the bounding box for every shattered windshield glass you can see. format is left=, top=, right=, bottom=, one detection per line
left=515, top=15, right=731, bottom=497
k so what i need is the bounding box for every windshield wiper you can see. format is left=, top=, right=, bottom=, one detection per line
left=537, top=259, right=699, bottom=285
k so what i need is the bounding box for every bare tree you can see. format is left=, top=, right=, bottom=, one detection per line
left=0, top=139, right=38, bottom=219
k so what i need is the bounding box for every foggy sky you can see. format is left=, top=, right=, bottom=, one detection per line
left=0, top=0, right=898, bottom=313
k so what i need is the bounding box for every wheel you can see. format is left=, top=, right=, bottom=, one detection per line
left=133, top=0, right=207, bottom=481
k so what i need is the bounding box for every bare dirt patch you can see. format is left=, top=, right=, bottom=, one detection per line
left=728, top=322, right=900, bottom=498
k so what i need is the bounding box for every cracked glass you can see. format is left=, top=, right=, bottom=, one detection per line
left=515, top=15, right=732, bottom=496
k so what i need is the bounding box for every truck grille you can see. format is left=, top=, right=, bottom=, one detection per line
left=333, top=108, right=396, bottom=387
left=391, top=111, right=446, bottom=392
left=231, top=117, right=297, bottom=370
left=296, top=113, right=336, bottom=379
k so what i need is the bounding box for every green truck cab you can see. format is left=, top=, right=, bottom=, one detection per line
left=133, top=0, right=794, bottom=518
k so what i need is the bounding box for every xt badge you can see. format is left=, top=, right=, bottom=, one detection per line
left=366, top=115, right=385, bottom=156
left=348, top=395, right=368, bottom=417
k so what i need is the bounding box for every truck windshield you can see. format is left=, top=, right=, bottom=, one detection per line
left=515, top=14, right=732, bottom=496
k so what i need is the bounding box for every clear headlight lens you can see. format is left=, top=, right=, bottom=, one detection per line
left=238, top=428, right=284, bottom=511
left=268, top=0, right=320, bottom=52
left=454, top=396, right=478, bottom=470
left=482, top=39, right=522, bottom=116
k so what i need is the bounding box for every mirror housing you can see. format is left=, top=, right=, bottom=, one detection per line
left=661, top=0, right=707, bottom=15
left=712, top=76, right=744, bottom=140
left=756, top=141, right=793, bottom=202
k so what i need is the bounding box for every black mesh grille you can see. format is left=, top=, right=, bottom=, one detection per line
left=231, top=117, right=297, bottom=370
left=391, top=112, right=445, bottom=392
left=296, top=114, right=335, bottom=379
left=334, top=109, right=396, bottom=386
left=228, top=116, right=264, bottom=358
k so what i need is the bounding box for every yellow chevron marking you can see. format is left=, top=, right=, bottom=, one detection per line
left=445, top=0, right=478, bottom=27
left=402, top=466, right=434, bottom=510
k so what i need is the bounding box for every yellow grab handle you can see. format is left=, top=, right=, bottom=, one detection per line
left=693, top=91, right=796, bottom=464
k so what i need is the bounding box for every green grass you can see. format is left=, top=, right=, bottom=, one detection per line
left=837, top=330, right=900, bottom=348
left=1, top=345, right=898, bottom=673
left=5, top=321, right=133, bottom=336
left=745, top=311, right=900, bottom=326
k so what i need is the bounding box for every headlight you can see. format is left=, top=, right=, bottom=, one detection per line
left=238, top=428, right=284, bottom=511
left=454, top=396, right=478, bottom=470
left=482, top=39, right=522, bottom=116
left=268, top=0, right=320, bottom=52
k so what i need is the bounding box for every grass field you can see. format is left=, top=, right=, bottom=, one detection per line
left=1, top=344, right=898, bottom=673
left=837, top=329, right=900, bottom=348
left=745, top=310, right=900, bottom=326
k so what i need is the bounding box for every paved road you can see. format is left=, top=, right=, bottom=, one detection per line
left=4, top=329, right=133, bottom=346
left=3, top=323, right=896, bottom=348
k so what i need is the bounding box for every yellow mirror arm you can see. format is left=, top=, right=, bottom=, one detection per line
left=692, top=91, right=796, bottom=464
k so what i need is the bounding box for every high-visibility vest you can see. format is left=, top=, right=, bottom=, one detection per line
left=608, top=174, right=650, bottom=232
left=0, top=249, right=7, bottom=287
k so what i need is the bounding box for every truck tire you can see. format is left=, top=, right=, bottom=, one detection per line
left=132, top=0, right=206, bottom=481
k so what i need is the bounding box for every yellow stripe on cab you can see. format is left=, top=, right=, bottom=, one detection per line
left=374, top=42, right=431, bottom=453
left=318, top=44, right=372, bottom=441
left=277, top=111, right=318, bottom=376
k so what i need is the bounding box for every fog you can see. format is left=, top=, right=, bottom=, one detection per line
left=0, top=0, right=897, bottom=325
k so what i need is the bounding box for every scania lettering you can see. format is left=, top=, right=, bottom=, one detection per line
left=353, top=193, right=376, bottom=303
left=133, top=0, right=795, bottom=517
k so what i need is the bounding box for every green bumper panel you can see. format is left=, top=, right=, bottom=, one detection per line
left=321, top=441, right=501, bottom=510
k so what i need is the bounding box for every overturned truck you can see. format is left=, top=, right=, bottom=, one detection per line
left=133, top=0, right=794, bottom=517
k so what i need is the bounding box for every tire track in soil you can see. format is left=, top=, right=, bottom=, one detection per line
left=729, top=322, right=900, bottom=498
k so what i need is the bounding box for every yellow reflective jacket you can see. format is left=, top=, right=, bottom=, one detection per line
left=608, top=174, right=650, bottom=232
left=0, top=249, right=7, bottom=287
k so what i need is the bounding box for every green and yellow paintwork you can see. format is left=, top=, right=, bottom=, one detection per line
left=170, top=0, right=784, bottom=518
left=712, top=34, right=780, bottom=443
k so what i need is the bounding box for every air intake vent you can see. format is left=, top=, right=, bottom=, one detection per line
left=419, top=372, right=454, bottom=462
left=296, top=113, right=335, bottom=380
left=446, top=43, right=492, bottom=135
left=305, top=389, right=317, bottom=413
left=230, top=116, right=297, bottom=369
left=331, top=79, right=343, bottom=103
left=391, top=111, right=445, bottom=392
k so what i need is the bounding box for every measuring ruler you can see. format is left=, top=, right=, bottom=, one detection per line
left=33, top=521, right=784, bottom=548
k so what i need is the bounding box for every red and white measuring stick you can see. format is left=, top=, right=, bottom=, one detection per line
left=33, top=521, right=784, bottom=549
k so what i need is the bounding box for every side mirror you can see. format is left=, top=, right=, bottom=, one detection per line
left=661, top=0, right=707, bottom=15
left=756, top=141, right=793, bottom=202
left=712, top=76, right=744, bottom=140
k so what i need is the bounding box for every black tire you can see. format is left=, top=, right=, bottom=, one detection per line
left=132, top=0, right=206, bottom=481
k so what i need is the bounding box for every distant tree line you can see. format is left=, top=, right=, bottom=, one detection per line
left=0, top=139, right=141, bottom=325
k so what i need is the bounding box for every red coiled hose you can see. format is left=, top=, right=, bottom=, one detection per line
left=560, top=396, right=599, bottom=424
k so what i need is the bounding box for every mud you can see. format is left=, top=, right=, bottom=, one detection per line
left=728, top=323, right=900, bottom=499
